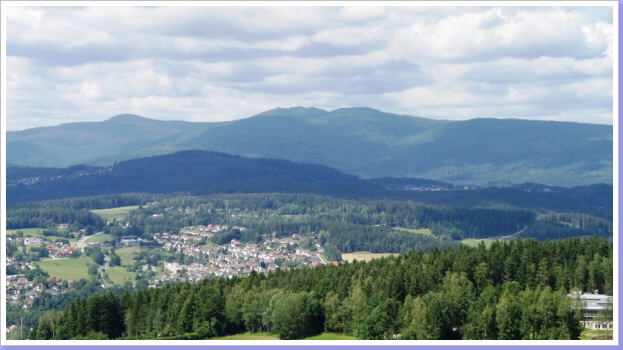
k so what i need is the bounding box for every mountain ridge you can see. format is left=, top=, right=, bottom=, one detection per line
left=7, top=107, right=612, bottom=187
left=6, top=149, right=612, bottom=221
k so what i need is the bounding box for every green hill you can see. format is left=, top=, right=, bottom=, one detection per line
left=6, top=150, right=385, bottom=204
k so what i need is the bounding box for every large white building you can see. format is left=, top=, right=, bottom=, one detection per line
left=568, top=290, right=613, bottom=330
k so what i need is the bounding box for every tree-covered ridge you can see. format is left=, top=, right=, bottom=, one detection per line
left=107, top=192, right=610, bottom=244
left=6, top=150, right=387, bottom=204
left=7, top=192, right=611, bottom=258
left=30, top=237, right=612, bottom=340
left=7, top=151, right=613, bottom=224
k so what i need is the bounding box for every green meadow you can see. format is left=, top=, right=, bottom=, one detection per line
left=91, top=206, right=139, bottom=221
left=303, top=333, right=356, bottom=340
left=104, top=266, right=137, bottom=285
left=36, top=256, right=92, bottom=280
left=210, top=332, right=355, bottom=340
left=115, top=246, right=141, bottom=266
left=580, top=329, right=613, bottom=340
left=7, top=228, right=45, bottom=236
left=392, top=227, right=433, bottom=236
left=211, top=333, right=279, bottom=340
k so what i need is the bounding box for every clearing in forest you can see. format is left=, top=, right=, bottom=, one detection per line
left=341, top=251, right=398, bottom=262
left=91, top=206, right=140, bottom=221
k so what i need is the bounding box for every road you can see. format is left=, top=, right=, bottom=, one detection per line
left=471, top=227, right=526, bottom=242
left=76, top=231, right=103, bottom=250
left=76, top=231, right=111, bottom=276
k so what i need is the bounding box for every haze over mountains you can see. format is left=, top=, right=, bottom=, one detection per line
left=7, top=107, right=613, bottom=187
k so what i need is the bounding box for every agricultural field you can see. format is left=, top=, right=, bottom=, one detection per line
left=91, top=205, right=139, bottom=222
left=36, top=256, right=92, bottom=280
left=341, top=251, right=399, bottom=263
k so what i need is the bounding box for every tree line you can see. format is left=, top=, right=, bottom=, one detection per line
left=6, top=207, right=105, bottom=232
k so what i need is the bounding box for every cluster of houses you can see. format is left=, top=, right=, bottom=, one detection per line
left=6, top=274, right=65, bottom=310
left=6, top=235, right=80, bottom=260
left=148, top=228, right=326, bottom=283
left=52, top=246, right=78, bottom=258
left=155, top=224, right=245, bottom=251
left=6, top=223, right=328, bottom=318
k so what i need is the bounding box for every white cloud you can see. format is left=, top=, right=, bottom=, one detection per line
left=312, top=26, right=386, bottom=46
left=4, top=4, right=615, bottom=130
left=389, top=7, right=611, bottom=62
left=7, top=6, right=114, bottom=48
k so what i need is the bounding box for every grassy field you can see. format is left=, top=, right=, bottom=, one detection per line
left=392, top=227, right=433, bottom=236
left=85, top=234, right=115, bottom=244
left=460, top=238, right=497, bottom=248
left=303, top=333, right=356, bottom=340
left=200, top=242, right=218, bottom=251
left=7, top=228, right=45, bottom=235
left=36, top=256, right=92, bottom=280
left=104, top=266, right=137, bottom=285
left=91, top=206, right=139, bottom=222
left=115, top=246, right=141, bottom=266
left=341, top=251, right=399, bottom=263
left=211, top=333, right=279, bottom=340
left=580, top=329, right=613, bottom=340
left=210, top=333, right=355, bottom=340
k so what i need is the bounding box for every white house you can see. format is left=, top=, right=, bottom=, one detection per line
left=568, top=290, right=613, bottom=330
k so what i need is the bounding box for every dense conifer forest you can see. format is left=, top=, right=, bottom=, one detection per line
left=29, top=237, right=611, bottom=340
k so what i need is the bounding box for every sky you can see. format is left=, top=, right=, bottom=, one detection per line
left=2, top=1, right=616, bottom=131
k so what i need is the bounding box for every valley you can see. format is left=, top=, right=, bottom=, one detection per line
left=4, top=108, right=614, bottom=341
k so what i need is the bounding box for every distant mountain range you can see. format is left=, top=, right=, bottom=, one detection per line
left=7, top=107, right=613, bottom=187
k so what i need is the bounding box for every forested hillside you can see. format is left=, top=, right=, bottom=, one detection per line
left=6, top=151, right=614, bottom=224
left=6, top=150, right=386, bottom=204
left=29, top=237, right=612, bottom=340
left=8, top=192, right=611, bottom=254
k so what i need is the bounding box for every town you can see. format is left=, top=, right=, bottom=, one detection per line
left=5, top=223, right=330, bottom=312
